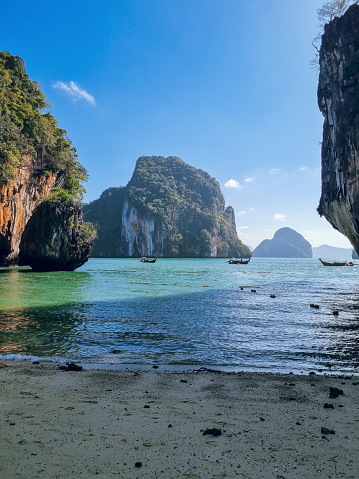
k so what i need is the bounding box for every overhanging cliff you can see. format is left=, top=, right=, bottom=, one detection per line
left=317, top=5, right=359, bottom=252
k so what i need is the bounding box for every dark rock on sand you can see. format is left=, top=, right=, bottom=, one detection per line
left=329, top=387, right=344, bottom=398
left=203, top=428, right=222, bottom=437
left=59, top=362, right=83, bottom=372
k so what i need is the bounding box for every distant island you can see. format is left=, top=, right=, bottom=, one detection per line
left=312, top=244, right=354, bottom=260
left=252, top=228, right=312, bottom=258
left=83, top=156, right=251, bottom=258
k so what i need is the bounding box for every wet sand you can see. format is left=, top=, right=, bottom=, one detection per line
left=0, top=362, right=358, bottom=478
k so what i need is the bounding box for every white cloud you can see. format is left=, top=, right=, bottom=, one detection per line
left=274, top=213, right=286, bottom=221
left=238, top=225, right=249, bottom=230
left=224, top=179, right=242, bottom=189
left=299, top=166, right=309, bottom=171
left=53, top=80, right=96, bottom=105
left=269, top=168, right=281, bottom=174
left=236, top=210, right=246, bottom=216
left=244, top=176, right=254, bottom=183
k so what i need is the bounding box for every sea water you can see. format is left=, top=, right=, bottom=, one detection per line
left=0, top=257, right=359, bottom=374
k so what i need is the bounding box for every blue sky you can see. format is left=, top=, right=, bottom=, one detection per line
left=1, top=0, right=353, bottom=249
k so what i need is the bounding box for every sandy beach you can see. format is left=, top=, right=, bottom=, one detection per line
left=0, top=362, right=358, bottom=479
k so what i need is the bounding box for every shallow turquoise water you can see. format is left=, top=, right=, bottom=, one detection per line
left=1, top=257, right=359, bottom=374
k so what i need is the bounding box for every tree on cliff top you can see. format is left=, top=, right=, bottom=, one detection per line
left=317, top=0, right=358, bottom=24
left=312, top=1, right=359, bottom=71
left=0, top=51, right=87, bottom=200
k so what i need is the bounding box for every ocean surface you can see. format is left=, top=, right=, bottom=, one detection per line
left=1, top=257, right=359, bottom=375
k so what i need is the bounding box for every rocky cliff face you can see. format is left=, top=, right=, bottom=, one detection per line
left=318, top=5, right=359, bottom=253
left=252, top=228, right=312, bottom=258
left=19, top=202, right=93, bottom=271
left=0, top=51, right=94, bottom=270
left=0, top=156, right=63, bottom=265
left=84, top=156, right=250, bottom=258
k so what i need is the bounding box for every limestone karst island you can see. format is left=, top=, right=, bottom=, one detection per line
left=83, top=155, right=251, bottom=259
left=0, top=51, right=96, bottom=271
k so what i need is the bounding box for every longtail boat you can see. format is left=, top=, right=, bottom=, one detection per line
left=319, top=258, right=355, bottom=266
left=228, top=258, right=250, bottom=265
left=140, top=257, right=158, bottom=263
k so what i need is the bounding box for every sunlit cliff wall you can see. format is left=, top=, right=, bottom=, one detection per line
left=0, top=155, right=63, bottom=265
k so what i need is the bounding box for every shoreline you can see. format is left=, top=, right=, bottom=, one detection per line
left=1, top=362, right=358, bottom=478
left=1, top=356, right=359, bottom=376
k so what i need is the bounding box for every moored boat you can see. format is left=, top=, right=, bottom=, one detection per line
left=140, top=257, right=158, bottom=263
left=228, top=258, right=250, bottom=265
left=319, top=258, right=355, bottom=266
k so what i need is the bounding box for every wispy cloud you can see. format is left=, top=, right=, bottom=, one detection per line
left=244, top=176, right=254, bottom=183
left=53, top=81, right=96, bottom=105
left=299, top=166, right=309, bottom=171
left=274, top=213, right=286, bottom=221
left=224, top=179, right=242, bottom=189
left=238, top=225, right=249, bottom=230
left=269, top=168, right=281, bottom=175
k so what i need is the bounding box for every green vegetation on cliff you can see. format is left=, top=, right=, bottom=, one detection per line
left=0, top=51, right=87, bottom=200
left=84, top=156, right=251, bottom=258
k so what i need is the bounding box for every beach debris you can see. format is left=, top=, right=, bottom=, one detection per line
left=310, top=303, right=315, bottom=307
left=333, top=310, right=339, bottom=315
left=152, top=365, right=159, bottom=369
left=196, top=367, right=222, bottom=373
left=59, top=362, right=83, bottom=372
left=180, top=379, right=188, bottom=383
left=0, top=362, right=8, bottom=367
left=203, top=428, right=222, bottom=437
left=329, top=387, right=344, bottom=398
left=324, top=403, right=334, bottom=409
left=321, top=427, right=335, bottom=435
left=144, top=405, right=150, bottom=408
left=270, top=294, right=276, bottom=298
left=251, top=289, right=256, bottom=292
left=168, top=424, right=173, bottom=428
left=134, top=462, right=143, bottom=468
left=111, top=349, right=123, bottom=354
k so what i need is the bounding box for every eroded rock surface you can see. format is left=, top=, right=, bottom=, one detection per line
left=318, top=5, right=359, bottom=253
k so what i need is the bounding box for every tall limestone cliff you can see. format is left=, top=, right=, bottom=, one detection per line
left=317, top=5, right=359, bottom=253
left=84, top=156, right=250, bottom=258
left=0, top=52, right=95, bottom=269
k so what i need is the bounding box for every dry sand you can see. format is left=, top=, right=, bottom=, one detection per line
left=0, top=362, right=358, bottom=479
